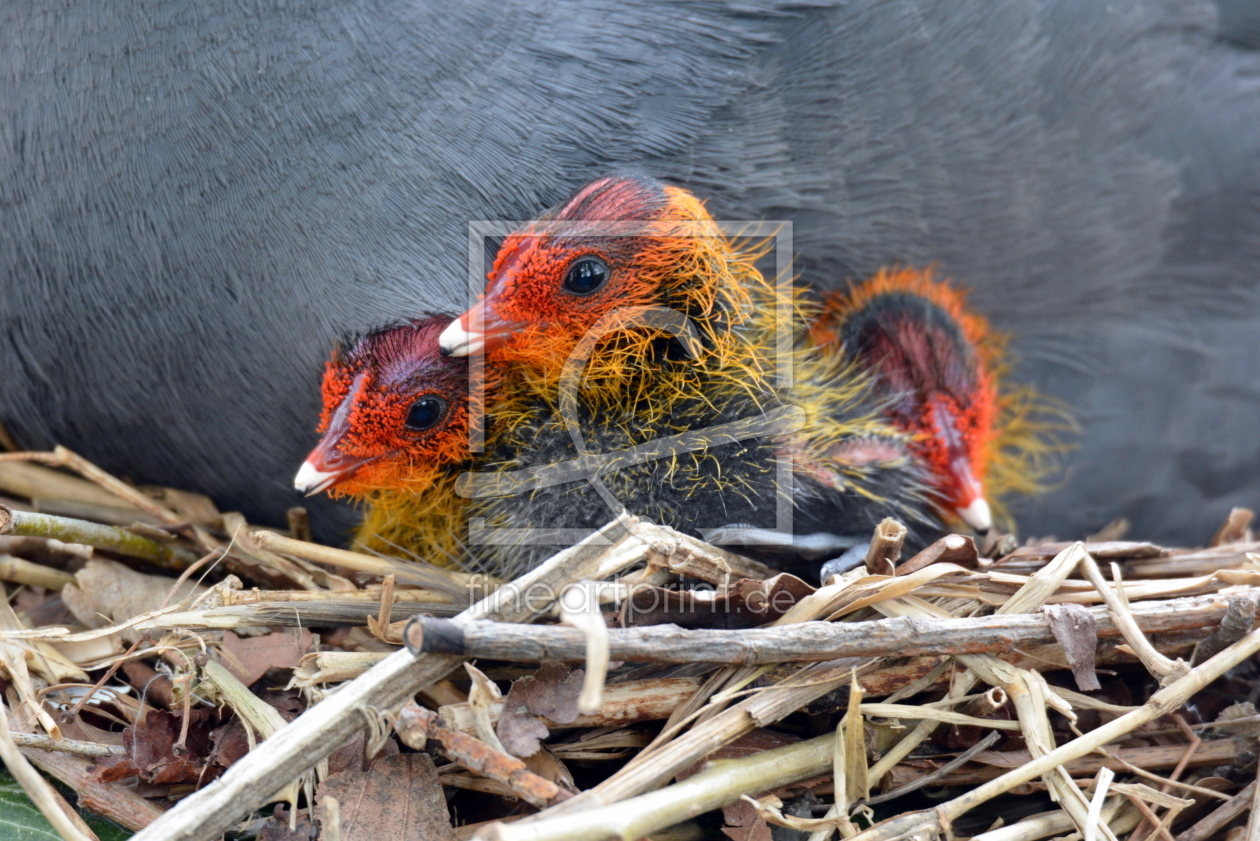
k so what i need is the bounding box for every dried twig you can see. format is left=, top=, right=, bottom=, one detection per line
left=0, top=505, right=195, bottom=569
left=404, top=594, right=1236, bottom=665
left=6, top=731, right=126, bottom=757
left=1173, top=780, right=1255, bottom=841
left=396, top=703, right=571, bottom=808
left=0, top=554, right=76, bottom=590
left=21, top=745, right=168, bottom=832
left=252, top=528, right=494, bottom=596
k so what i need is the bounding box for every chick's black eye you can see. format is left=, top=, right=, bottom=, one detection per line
left=405, top=397, right=446, bottom=431
left=562, top=257, right=609, bottom=295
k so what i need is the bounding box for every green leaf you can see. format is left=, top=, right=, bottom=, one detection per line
left=0, top=770, right=132, bottom=841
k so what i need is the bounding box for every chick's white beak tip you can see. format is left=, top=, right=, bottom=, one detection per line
left=294, top=460, right=339, bottom=496
left=957, top=497, right=993, bottom=533
left=438, top=320, right=483, bottom=358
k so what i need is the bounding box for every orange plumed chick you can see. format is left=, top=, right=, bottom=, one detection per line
left=810, top=267, right=1069, bottom=533
left=294, top=316, right=480, bottom=564
left=438, top=174, right=781, bottom=413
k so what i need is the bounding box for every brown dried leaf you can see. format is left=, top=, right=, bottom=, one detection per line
left=220, top=629, right=314, bottom=687
left=208, top=720, right=251, bottom=770
left=1214, top=702, right=1260, bottom=736
left=495, top=662, right=585, bottom=757
left=1043, top=602, right=1101, bottom=691
left=521, top=662, right=583, bottom=724
left=496, top=701, right=550, bottom=758
left=91, top=707, right=219, bottom=785
left=120, top=659, right=176, bottom=709
left=316, top=753, right=451, bottom=841
left=62, top=559, right=204, bottom=642
left=327, top=730, right=401, bottom=775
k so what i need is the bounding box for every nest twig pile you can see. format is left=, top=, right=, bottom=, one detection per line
left=0, top=447, right=1258, bottom=841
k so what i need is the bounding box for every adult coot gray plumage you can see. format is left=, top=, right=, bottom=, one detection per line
left=3, top=0, right=1258, bottom=544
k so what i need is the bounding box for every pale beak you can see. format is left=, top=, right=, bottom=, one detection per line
left=949, top=456, right=992, bottom=532
left=293, top=460, right=343, bottom=496
left=956, top=497, right=993, bottom=533
left=438, top=301, right=526, bottom=357
left=294, top=376, right=375, bottom=495
left=437, top=314, right=485, bottom=358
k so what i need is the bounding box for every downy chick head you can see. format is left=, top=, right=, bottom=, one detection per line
left=439, top=174, right=762, bottom=375
left=294, top=316, right=471, bottom=499
left=812, top=268, right=1000, bottom=532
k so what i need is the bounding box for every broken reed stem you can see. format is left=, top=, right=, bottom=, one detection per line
left=0, top=554, right=76, bottom=590
left=396, top=703, right=570, bottom=809
left=6, top=732, right=126, bottom=757
left=138, top=596, right=462, bottom=631
left=252, top=528, right=496, bottom=596
left=1174, top=780, right=1256, bottom=841
left=0, top=505, right=194, bottom=569
left=645, top=528, right=779, bottom=583
left=895, top=533, right=976, bottom=576
left=436, top=677, right=703, bottom=734
left=863, top=518, right=907, bottom=576
left=405, top=593, right=1239, bottom=665
left=478, top=731, right=836, bottom=841
left=1078, top=552, right=1188, bottom=683
left=130, top=518, right=650, bottom=841
left=846, top=623, right=1260, bottom=841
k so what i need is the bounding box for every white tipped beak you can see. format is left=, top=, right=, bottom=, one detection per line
left=957, top=497, right=993, bottom=533
left=294, top=460, right=340, bottom=496
left=438, top=320, right=483, bottom=358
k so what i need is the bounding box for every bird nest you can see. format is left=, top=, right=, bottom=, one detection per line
left=0, top=446, right=1258, bottom=841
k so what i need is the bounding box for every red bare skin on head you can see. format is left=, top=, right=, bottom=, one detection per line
left=311, top=317, right=472, bottom=497
left=818, top=268, right=998, bottom=518
left=465, top=174, right=720, bottom=364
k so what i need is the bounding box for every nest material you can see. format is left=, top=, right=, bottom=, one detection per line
left=0, top=448, right=1258, bottom=841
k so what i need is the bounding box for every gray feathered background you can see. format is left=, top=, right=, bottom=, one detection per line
left=3, top=0, right=1258, bottom=544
